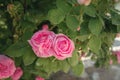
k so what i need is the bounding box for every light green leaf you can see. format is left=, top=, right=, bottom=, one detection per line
left=88, top=18, right=103, bottom=36
left=68, top=51, right=79, bottom=67
left=23, top=46, right=36, bottom=66
left=58, top=60, right=70, bottom=73
left=5, top=42, right=27, bottom=57
left=84, top=6, right=96, bottom=17
left=111, top=12, right=120, bottom=25
left=48, top=9, right=65, bottom=24
left=77, top=34, right=90, bottom=41
left=88, top=36, right=101, bottom=53
left=72, top=62, right=84, bottom=76
left=66, top=15, right=79, bottom=31
left=36, top=58, right=50, bottom=67
left=56, top=0, right=72, bottom=14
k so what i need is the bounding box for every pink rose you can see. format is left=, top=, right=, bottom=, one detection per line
left=28, top=25, right=56, bottom=58
left=0, top=55, right=16, bottom=79
left=53, top=34, right=75, bottom=60
left=11, top=67, right=23, bottom=80
left=77, top=0, right=91, bottom=6
left=35, top=76, right=44, bottom=80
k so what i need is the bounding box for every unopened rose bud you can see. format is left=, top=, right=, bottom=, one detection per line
left=77, top=0, right=91, bottom=6
left=77, top=26, right=81, bottom=31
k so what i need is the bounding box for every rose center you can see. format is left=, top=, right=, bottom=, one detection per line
left=58, top=40, right=68, bottom=51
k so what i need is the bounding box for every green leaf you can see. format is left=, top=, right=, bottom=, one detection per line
left=117, top=25, right=120, bottom=32
left=48, top=9, right=65, bottom=24
left=56, top=60, right=70, bottom=73
left=84, top=6, right=96, bottom=17
left=5, top=42, right=27, bottom=57
left=23, top=46, right=36, bottom=66
left=66, top=15, right=79, bottom=31
left=88, top=18, right=103, bottom=36
left=22, top=31, right=33, bottom=41
left=36, top=57, right=60, bottom=73
left=56, top=0, right=72, bottom=14
left=88, top=36, right=101, bottom=53
left=77, top=34, right=90, bottom=41
left=68, top=51, right=79, bottom=67
left=57, top=22, right=68, bottom=33
left=111, top=11, right=120, bottom=25
left=71, top=6, right=81, bottom=15
left=15, top=57, right=22, bottom=66
left=72, top=62, right=84, bottom=76
left=21, top=20, right=36, bottom=32
left=36, top=58, right=50, bottom=67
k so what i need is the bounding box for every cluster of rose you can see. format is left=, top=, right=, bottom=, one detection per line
left=28, top=25, right=75, bottom=60
left=0, top=24, right=75, bottom=80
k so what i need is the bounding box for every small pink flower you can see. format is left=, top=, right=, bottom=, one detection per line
left=11, top=67, right=23, bottom=80
left=0, top=55, right=16, bottom=79
left=53, top=34, right=75, bottom=60
left=28, top=25, right=56, bottom=58
left=109, top=59, right=113, bottom=65
left=113, top=51, right=120, bottom=63
left=77, top=0, right=91, bottom=6
left=35, top=76, right=44, bottom=80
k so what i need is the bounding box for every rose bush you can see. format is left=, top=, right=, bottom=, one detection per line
left=0, top=0, right=120, bottom=79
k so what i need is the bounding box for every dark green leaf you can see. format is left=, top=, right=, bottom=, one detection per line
left=22, top=31, right=33, bottom=41
left=21, top=20, right=36, bottom=32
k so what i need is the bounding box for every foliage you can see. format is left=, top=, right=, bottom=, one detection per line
left=0, top=0, right=120, bottom=79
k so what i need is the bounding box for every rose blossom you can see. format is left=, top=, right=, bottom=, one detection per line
left=53, top=34, right=75, bottom=60
left=11, top=67, right=23, bottom=80
left=35, top=76, right=44, bottom=80
left=0, top=55, right=16, bottom=79
left=28, top=25, right=56, bottom=58
left=77, top=0, right=91, bottom=6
